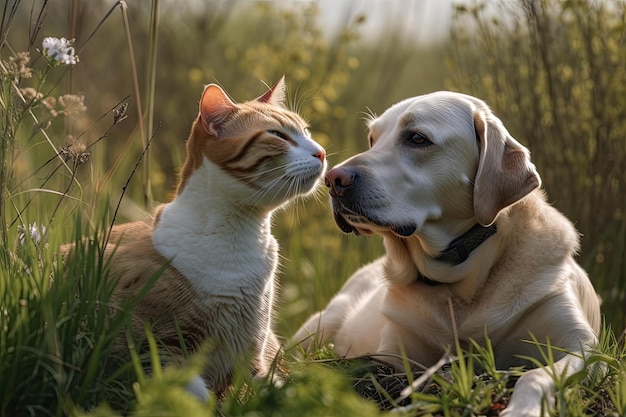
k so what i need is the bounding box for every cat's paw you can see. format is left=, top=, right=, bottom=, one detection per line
left=254, top=371, right=285, bottom=389
left=185, top=375, right=210, bottom=402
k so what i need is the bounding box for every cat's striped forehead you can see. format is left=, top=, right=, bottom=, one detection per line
left=176, top=100, right=312, bottom=195
left=205, top=102, right=308, bottom=183
left=220, top=101, right=309, bottom=136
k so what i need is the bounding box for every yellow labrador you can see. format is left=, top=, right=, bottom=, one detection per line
left=294, top=92, right=601, bottom=416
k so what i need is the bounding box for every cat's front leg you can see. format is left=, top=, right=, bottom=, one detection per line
left=255, top=329, right=285, bottom=387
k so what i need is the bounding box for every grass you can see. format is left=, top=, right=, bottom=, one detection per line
left=0, top=218, right=129, bottom=415
left=1, top=0, right=625, bottom=416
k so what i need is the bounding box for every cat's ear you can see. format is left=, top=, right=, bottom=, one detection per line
left=200, top=84, right=237, bottom=135
left=256, top=76, right=286, bottom=106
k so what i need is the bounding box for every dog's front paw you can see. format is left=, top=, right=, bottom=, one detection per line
left=501, top=368, right=554, bottom=417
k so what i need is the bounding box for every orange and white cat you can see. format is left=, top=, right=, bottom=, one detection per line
left=70, top=78, right=326, bottom=399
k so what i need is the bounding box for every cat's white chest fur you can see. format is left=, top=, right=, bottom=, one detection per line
left=152, top=158, right=281, bottom=398
left=152, top=159, right=278, bottom=300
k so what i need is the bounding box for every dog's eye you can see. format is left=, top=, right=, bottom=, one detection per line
left=267, top=129, right=289, bottom=140
left=407, top=132, right=432, bottom=147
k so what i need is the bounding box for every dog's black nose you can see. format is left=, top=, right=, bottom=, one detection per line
left=325, top=167, right=356, bottom=198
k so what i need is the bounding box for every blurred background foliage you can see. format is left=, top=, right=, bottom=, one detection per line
left=2, top=0, right=624, bottom=341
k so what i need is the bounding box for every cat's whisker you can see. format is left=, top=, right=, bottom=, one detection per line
left=237, top=175, right=290, bottom=210
left=310, top=184, right=328, bottom=207
left=235, top=164, right=290, bottom=180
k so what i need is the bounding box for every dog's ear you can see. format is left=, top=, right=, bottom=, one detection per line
left=473, top=110, right=541, bottom=226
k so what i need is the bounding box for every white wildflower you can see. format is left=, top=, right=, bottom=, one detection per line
left=42, top=37, right=79, bottom=65
left=17, top=223, right=47, bottom=246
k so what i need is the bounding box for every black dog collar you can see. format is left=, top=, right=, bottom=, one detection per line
left=417, top=223, right=498, bottom=285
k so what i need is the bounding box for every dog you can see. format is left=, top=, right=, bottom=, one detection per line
left=293, top=91, right=601, bottom=416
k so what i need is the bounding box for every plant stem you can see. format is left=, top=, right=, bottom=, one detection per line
left=119, top=1, right=148, bottom=208
left=144, top=0, right=160, bottom=208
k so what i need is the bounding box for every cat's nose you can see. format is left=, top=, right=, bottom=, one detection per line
left=313, top=149, right=326, bottom=162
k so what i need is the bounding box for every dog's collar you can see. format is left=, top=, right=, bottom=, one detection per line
left=435, top=223, right=498, bottom=265
left=416, top=223, right=498, bottom=285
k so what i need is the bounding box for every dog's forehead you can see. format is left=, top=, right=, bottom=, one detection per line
left=368, top=97, right=413, bottom=134
left=408, top=92, right=477, bottom=115
left=369, top=92, right=480, bottom=134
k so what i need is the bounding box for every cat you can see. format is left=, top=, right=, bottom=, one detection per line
left=65, top=78, right=326, bottom=399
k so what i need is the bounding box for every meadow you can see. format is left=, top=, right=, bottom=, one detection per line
left=1, top=0, right=625, bottom=416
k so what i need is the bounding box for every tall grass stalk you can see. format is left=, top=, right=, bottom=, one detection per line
left=119, top=0, right=148, bottom=208
left=0, top=60, right=13, bottom=254
left=142, top=0, right=159, bottom=208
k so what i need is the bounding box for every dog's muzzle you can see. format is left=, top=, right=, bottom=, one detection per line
left=325, top=167, right=417, bottom=237
left=325, top=166, right=357, bottom=199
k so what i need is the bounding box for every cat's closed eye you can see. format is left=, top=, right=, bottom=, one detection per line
left=267, top=129, right=289, bottom=141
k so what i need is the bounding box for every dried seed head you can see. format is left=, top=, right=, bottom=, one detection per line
left=19, top=87, right=42, bottom=103
left=58, top=94, right=87, bottom=117
left=114, top=102, right=129, bottom=124
left=41, top=96, right=58, bottom=117
left=4, top=52, right=33, bottom=79
left=61, top=135, right=90, bottom=166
